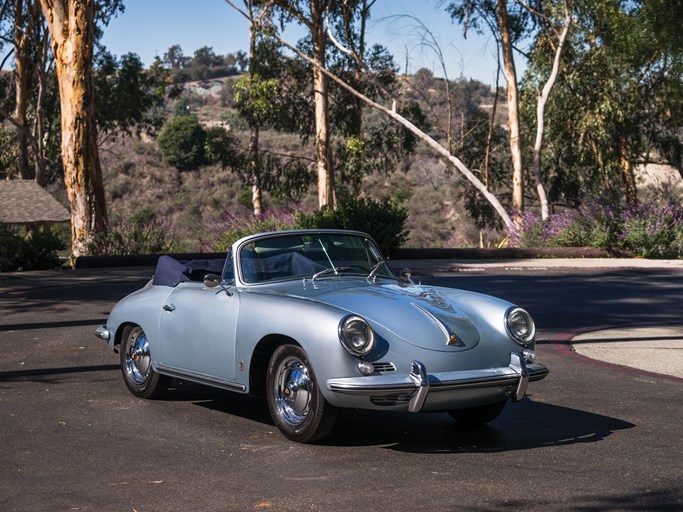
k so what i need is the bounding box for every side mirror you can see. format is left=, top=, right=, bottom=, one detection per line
left=399, top=268, right=412, bottom=283
left=203, top=274, right=221, bottom=288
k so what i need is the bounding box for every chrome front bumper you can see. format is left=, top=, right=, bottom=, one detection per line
left=326, top=352, right=549, bottom=412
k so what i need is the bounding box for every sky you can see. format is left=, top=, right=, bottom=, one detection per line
left=100, top=0, right=504, bottom=85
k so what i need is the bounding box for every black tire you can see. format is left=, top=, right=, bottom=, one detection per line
left=120, top=325, right=170, bottom=399
left=448, top=400, right=507, bottom=426
left=266, top=344, right=337, bottom=443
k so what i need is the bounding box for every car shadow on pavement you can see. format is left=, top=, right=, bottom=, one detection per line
left=155, top=382, right=635, bottom=452
left=327, top=397, right=635, bottom=452
left=0, top=364, right=119, bottom=382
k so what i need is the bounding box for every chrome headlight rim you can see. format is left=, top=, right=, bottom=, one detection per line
left=505, top=306, right=536, bottom=346
left=338, top=315, right=375, bottom=356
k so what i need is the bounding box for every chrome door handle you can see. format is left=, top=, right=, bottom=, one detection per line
left=163, top=304, right=176, bottom=312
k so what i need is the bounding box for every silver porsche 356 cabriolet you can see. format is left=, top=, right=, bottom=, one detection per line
left=96, top=229, right=548, bottom=443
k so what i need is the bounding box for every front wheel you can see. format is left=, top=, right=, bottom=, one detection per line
left=120, top=325, right=170, bottom=399
left=448, top=400, right=507, bottom=426
left=266, top=344, right=337, bottom=443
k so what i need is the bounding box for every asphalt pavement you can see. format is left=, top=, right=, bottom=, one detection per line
left=2, top=256, right=682, bottom=510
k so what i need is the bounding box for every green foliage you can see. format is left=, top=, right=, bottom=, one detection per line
left=297, top=195, right=409, bottom=257
left=520, top=0, right=683, bottom=207
left=0, top=226, right=65, bottom=270
left=233, top=74, right=281, bottom=127
left=202, top=196, right=409, bottom=257
left=87, top=211, right=175, bottom=256
left=220, top=110, right=249, bottom=131
left=204, top=126, right=242, bottom=169
left=162, top=44, right=247, bottom=83
left=156, top=116, right=207, bottom=171
left=95, top=51, right=168, bottom=138
left=0, top=128, right=18, bottom=179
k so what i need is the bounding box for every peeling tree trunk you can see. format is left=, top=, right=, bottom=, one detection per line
left=496, top=0, right=524, bottom=227
left=620, top=138, right=637, bottom=207
left=246, top=0, right=262, bottom=215
left=14, top=0, right=33, bottom=180
left=249, top=127, right=262, bottom=215
left=533, top=10, right=571, bottom=221
left=39, top=0, right=107, bottom=259
left=310, top=0, right=334, bottom=208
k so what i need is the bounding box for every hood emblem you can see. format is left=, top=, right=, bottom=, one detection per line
left=447, top=334, right=464, bottom=347
left=418, top=291, right=454, bottom=312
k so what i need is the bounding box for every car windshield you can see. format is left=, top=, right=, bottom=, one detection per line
left=238, top=232, right=393, bottom=284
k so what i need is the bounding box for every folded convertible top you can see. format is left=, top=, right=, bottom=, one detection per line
left=152, top=255, right=226, bottom=287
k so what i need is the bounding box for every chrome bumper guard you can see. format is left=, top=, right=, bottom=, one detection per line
left=327, top=352, right=549, bottom=413
left=95, top=325, right=111, bottom=341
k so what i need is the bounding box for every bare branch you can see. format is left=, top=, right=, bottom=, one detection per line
left=224, top=0, right=514, bottom=229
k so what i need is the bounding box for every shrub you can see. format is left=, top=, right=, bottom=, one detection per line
left=511, top=184, right=683, bottom=258
left=202, top=204, right=301, bottom=252
left=297, top=195, right=409, bottom=257
left=156, top=115, right=206, bottom=171
left=202, top=196, right=410, bottom=257
left=87, top=212, right=175, bottom=256
left=0, top=225, right=65, bottom=270
left=619, top=203, right=683, bottom=259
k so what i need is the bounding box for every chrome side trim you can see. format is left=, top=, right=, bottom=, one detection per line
left=156, top=364, right=247, bottom=392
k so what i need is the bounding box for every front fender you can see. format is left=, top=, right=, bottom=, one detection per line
left=235, top=289, right=360, bottom=398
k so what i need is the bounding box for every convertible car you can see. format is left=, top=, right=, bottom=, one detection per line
left=96, top=229, right=548, bottom=443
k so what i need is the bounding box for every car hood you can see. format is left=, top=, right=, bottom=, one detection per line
left=268, top=278, right=490, bottom=352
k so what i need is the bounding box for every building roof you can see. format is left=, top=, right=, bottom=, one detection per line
left=0, top=180, right=70, bottom=225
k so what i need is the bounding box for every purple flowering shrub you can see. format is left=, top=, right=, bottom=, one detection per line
left=511, top=184, right=683, bottom=258
left=201, top=204, right=301, bottom=252
left=202, top=196, right=409, bottom=256
left=87, top=214, right=175, bottom=256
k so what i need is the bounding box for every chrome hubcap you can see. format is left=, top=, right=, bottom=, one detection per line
left=274, top=356, right=312, bottom=426
left=125, top=328, right=151, bottom=384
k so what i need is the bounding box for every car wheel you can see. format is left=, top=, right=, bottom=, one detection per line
left=448, top=400, right=507, bottom=425
left=120, top=325, right=170, bottom=399
left=266, top=344, right=337, bottom=443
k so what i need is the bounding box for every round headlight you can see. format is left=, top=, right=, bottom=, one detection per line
left=505, top=307, right=536, bottom=346
left=338, top=315, right=375, bottom=356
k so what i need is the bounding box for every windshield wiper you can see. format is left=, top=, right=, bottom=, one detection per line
left=311, top=266, right=351, bottom=282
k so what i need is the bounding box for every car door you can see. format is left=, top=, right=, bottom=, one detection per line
left=157, top=282, right=239, bottom=382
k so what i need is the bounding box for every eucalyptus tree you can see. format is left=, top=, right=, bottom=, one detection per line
left=448, top=0, right=574, bottom=223
left=38, top=0, right=110, bottom=257
left=226, top=0, right=515, bottom=229
left=526, top=0, right=682, bottom=207
left=265, top=0, right=336, bottom=208
left=0, top=0, right=55, bottom=185
left=448, top=0, right=530, bottom=225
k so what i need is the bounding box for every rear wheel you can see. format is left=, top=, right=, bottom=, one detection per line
left=266, top=344, right=337, bottom=443
left=120, top=325, right=170, bottom=399
left=448, top=400, right=507, bottom=425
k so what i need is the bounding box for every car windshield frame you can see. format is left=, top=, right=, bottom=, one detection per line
left=235, top=231, right=394, bottom=285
